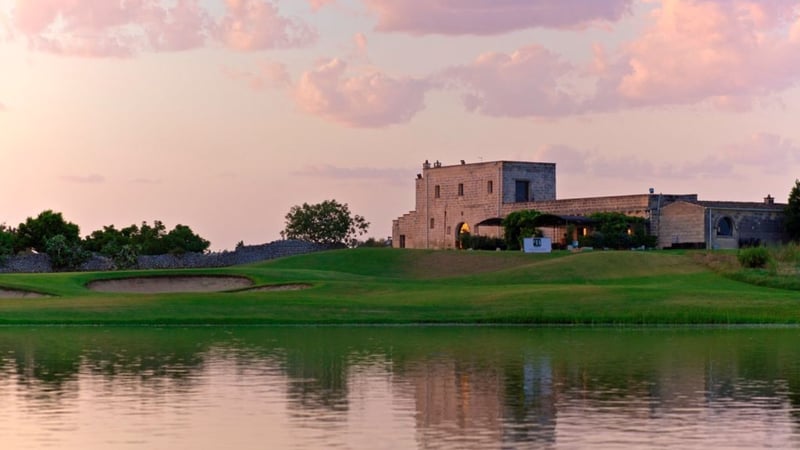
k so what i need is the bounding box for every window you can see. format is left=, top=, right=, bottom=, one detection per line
left=434, top=185, right=440, bottom=198
left=458, top=183, right=464, bottom=196
left=717, top=217, right=733, bottom=236
left=515, top=180, right=530, bottom=202
left=430, top=218, right=435, bottom=229
left=487, top=180, right=493, bottom=194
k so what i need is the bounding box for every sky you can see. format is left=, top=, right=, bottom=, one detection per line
left=2, top=0, right=800, bottom=250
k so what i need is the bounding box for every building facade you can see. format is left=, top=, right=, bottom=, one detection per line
left=392, top=160, right=786, bottom=250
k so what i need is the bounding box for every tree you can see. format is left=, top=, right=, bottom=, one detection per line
left=84, top=221, right=210, bottom=259
left=503, top=209, right=542, bottom=250
left=0, top=224, right=14, bottom=259
left=786, top=179, right=800, bottom=242
left=281, top=200, right=369, bottom=245
left=163, top=224, right=210, bottom=254
left=45, top=234, right=90, bottom=271
left=14, top=210, right=80, bottom=253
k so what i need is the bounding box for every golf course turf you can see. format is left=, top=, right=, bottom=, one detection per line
left=0, top=248, right=798, bottom=325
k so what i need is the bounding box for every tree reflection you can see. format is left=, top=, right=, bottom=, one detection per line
left=1, top=327, right=800, bottom=447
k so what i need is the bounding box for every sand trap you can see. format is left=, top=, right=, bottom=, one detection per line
left=244, top=283, right=311, bottom=292
left=0, top=288, right=49, bottom=298
left=88, top=276, right=253, bottom=294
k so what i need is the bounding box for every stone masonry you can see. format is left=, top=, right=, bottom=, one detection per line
left=392, top=159, right=787, bottom=250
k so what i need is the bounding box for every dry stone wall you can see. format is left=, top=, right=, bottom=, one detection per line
left=0, top=240, right=327, bottom=273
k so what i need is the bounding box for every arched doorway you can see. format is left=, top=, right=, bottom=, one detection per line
left=456, top=222, right=470, bottom=248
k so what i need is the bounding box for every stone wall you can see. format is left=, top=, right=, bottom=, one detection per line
left=658, top=201, right=706, bottom=248
left=707, top=206, right=785, bottom=250
left=0, top=240, right=327, bottom=273
left=390, top=158, right=788, bottom=250
left=501, top=162, right=556, bottom=203
left=395, top=161, right=558, bottom=249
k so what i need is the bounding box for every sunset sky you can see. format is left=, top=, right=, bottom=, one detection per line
left=2, top=0, right=800, bottom=250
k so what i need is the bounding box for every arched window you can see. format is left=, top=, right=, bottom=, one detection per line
left=717, top=217, right=733, bottom=236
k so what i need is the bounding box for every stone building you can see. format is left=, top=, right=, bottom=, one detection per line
left=392, top=160, right=786, bottom=250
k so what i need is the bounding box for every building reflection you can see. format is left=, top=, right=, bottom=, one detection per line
left=2, top=327, right=800, bottom=448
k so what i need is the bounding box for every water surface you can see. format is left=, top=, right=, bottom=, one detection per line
left=1, top=326, right=800, bottom=449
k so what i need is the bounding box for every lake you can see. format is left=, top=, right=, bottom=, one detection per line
left=1, top=326, right=800, bottom=449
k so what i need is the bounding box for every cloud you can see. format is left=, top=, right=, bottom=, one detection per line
left=363, top=0, right=633, bottom=35
left=294, top=58, right=430, bottom=127
left=60, top=174, right=106, bottom=184
left=592, top=0, right=800, bottom=110
left=214, top=0, right=316, bottom=50
left=435, top=0, right=800, bottom=118
left=534, top=132, right=799, bottom=182
left=142, top=0, right=209, bottom=51
left=0, top=102, right=6, bottom=112
left=308, top=0, right=336, bottom=11
left=294, top=164, right=411, bottom=185
left=722, top=132, right=800, bottom=174
left=443, top=45, right=581, bottom=117
left=10, top=0, right=210, bottom=57
left=9, top=0, right=315, bottom=57
left=222, top=61, right=291, bottom=90
left=353, top=32, right=367, bottom=56
left=532, top=144, right=727, bottom=180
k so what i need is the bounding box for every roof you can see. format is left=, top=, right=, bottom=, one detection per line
left=696, top=200, right=786, bottom=210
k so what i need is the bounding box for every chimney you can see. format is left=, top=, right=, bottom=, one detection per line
left=764, top=194, right=774, bottom=205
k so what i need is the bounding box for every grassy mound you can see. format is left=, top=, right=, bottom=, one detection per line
left=0, top=248, right=798, bottom=325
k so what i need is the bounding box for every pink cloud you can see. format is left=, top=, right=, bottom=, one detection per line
left=222, top=61, right=291, bottom=90
left=596, top=0, right=800, bottom=109
left=723, top=132, right=800, bottom=174
left=142, top=0, right=209, bottom=51
left=534, top=132, right=799, bottom=182
left=215, top=0, right=316, bottom=50
left=533, top=144, right=731, bottom=180
left=0, top=102, right=6, bottom=112
left=439, top=0, right=800, bottom=117
left=308, top=0, right=336, bottom=11
left=11, top=0, right=209, bottom=57
left=10, top=0, right=315, bottom=56
left=353, top=32, right=367, bottom=55
left=443, top=45, right=580, bottom=117
left=363, top=0, right=632, bottom=35
left=294, top=58, right=430, bottom=127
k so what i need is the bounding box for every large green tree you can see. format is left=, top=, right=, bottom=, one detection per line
left=281, top=200, right=369, bottom=246
left=14, top=210, right=81, bottom=253
left=84, top=221, right=210, bottom=257
left=786, top=179, right=800, bottom=242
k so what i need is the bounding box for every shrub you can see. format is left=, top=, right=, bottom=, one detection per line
left=503, top=210, right=542, bottom=250
left=737, top=246, right=771, bottom=269
left=45, top=234, right=90, bottom=271
left=465, top=235, right=506, bottom=251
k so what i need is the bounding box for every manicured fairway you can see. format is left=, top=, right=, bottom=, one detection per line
left=0, top=248, right=798, bottom=325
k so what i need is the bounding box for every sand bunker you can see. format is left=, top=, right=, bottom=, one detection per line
left=88, top=276, right=253, bottom=294
left=244, top=283, right=311, bottom=292
left=0, top=288, right=49, bottom=298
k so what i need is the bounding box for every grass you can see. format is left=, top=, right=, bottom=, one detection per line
left=0, top=248, right=799, bottom=325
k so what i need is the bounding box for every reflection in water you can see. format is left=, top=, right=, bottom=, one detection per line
left=1, top=327, right=800, bottom=448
